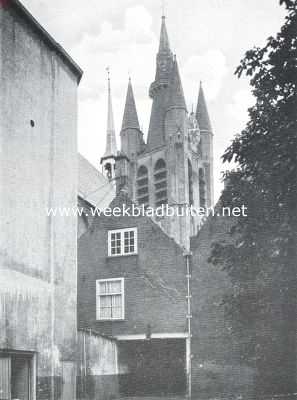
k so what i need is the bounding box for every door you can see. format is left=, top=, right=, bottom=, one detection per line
left=0, top=357, right=11, bottom=400
left=11, top=356, right=30, bottom=400
left=0, top=353, right=34, bottom=400
left=61, top=361, right=76, bottom=400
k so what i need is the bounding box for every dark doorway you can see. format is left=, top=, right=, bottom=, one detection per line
left=118, top=339, right=187, bottom=397
left=11, top=355, right=31, bottom=400
left=0, top=351, right=34, bottom=400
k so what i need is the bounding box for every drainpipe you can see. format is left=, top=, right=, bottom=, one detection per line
left=83, top=331, right=87, bottom=377
left=82, top=330, right=87, bottom=397
left=184, top=250, right=192, bottom=400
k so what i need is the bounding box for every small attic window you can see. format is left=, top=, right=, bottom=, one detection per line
left=108, top=227, right=138, bottom=257
left=30, top=120, right=35, bottom=127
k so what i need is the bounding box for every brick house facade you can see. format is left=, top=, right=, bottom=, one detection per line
left=78, top=192, right=189, bottom=396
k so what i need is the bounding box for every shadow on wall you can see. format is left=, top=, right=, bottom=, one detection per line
left=76, top=330, right=119, bottom=400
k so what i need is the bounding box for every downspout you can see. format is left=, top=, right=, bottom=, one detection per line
left=184, top=250, right=192, bottom=399
left=83, top=331, right=87, bottom=377
left=82, top=330, right=87, bottom=397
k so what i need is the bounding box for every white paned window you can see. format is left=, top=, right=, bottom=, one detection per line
left=108, top=228, right=137, bottom=256
left=96, top=278, right=125, bottom=320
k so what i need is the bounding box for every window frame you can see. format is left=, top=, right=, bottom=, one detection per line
left=108, top=227, right=138, bottom=257
left=96, top=277, right=125, bottom=321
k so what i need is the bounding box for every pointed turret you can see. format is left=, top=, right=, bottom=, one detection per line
left=147, top=15, right=174, bottom=150
left=120, top=78, right=144, bottom=158
left=103, top=73, right=117, bottom=157
left=121, top=78, right=140, bottom=132
left=158, top=15, right=171, bottom=54
left=167, top=57, right=187, bottom=111
left=101, top=71, right=117, bottom=181
left=196, top=82, right=212, bottom=132
left=195, top=82, right=214, bottom=207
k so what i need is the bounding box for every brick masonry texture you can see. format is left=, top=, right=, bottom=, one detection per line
left=78, top=194, right=256, bottom=398
left=78, top=194, right=188, bottom=338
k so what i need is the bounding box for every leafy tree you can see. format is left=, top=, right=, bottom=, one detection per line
left=210, top=0, right=297, bottom=394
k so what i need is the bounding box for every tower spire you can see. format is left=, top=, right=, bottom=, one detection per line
left=196, top=81, right=212, bottom=132
left=167, top=57, right=187, bottom=111
left=121, top=77, right=140, bottom=132
left=103, top=67, right=117, bottom=157
left=159, top=12, right=171, bottom=54
left=147, top=14, right=174, bottom=150
left=100, top=68, right=117, bottom=182
left=120, top=77, right=143, bottom=158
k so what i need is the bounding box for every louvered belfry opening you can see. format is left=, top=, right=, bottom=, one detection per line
left=154, top=159, right=168, bottom=207
left=199, top=168, right=206, bottom=208
left=137, top=165, right=149, bottom=207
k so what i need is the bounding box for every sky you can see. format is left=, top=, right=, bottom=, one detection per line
left=22, top=0, right=286, bottom=201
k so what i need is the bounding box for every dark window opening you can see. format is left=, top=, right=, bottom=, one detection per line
left=199, top=168, right=206, bottom=208
left=104, top=163, right=112, bottom=180
left=154, top=159, right=167, bottom=207
left=188, top=160, right=193, bottom=206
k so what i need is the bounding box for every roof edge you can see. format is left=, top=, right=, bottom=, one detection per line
left=9, top=0, right=83, bottom=84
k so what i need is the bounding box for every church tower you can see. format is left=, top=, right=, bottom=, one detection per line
left=116, top=14, right=214, bottom=249
left=100, top=70, right=117, bottom=181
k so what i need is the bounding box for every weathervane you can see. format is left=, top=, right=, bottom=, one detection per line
left=106, top=66, right=111, bottom=92
left=161, top=0, right=167, bottom=17
left=106, top=66, right=110, bottom=81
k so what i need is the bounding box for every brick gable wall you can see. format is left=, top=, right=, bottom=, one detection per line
left=78, top=212, right=187, bottom=338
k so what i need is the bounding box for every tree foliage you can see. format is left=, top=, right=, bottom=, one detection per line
left=210, top=0, right=297, bottom=393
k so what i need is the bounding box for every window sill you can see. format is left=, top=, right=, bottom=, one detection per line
left=96, top=319, right=125, bottom=322
left=107, top=253, right=138, bottom=259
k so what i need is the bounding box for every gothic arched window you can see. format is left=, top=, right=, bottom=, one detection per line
left=199, top=168, right=206, bottom=208
left=188, top=160, right=194, bottom=206
left=137, top=165, right=149, bottom=207
left=154, top=159, right=168, bottom=207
